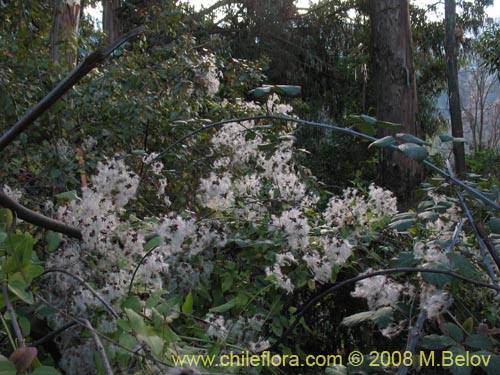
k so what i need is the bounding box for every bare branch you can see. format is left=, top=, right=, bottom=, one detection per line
left=0, top=187, right=82, bottom=240
left=81, top=319, right=114, bottom=375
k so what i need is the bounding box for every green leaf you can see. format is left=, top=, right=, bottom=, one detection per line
left=0, top=208, right=14, bottom=230
left=489, top=218, right=500, bottom=235
left=138, top=334, right=164, bottom=357
left=388, top=218, right=417, bottom=231
left=463, top=317, right=474, bottom=334
left=359, top=114, right=377, bottom=125
left=375, top=120, right=402, bottom=130
left=119, top=332, right=137, bottom=350
left=54, top=190, right=78, bottom=202
left=372, top=306, right=394, bottom=328
left=396, top=133, right=432, bottom=146
left=272, top=85, right=301, bottom=96
left=444, top=322, right=464, bottom=343
left=181, top=290, right=193, bottom=314
left=439, top=134, right=454, bottom=142
left=369, top=136, right=395, bottom=148
left=447, top=346, right=472, bottom=375
left=464, top=334, right=494, bottom=351
left=354, top=122, right=376, bottom=136
left=8, top=278, right=33, bottom=304
left=209, top=298, right=238, bottom=313
left=422, top=334, right=456, bottom=350
left=144, top=236, right=160, bottom=251
left=245, top=131, right=256, bottom=141
left=398, top=142, right=429, bottom=161
left=248, top=86, right=271, bottom=97
left=257, top=142, right=277, bottom=151
left=46, top=231, right=62, bottom=253
left=421, top=265, right=452, bottom=288
left=448, top=253, right=478, bottom=278
left=389, top=252, right=419, bottom=268
left=417, top=211, right=439, bottom=221
left=31, top=366, right=63, bottom=375
left=124, top=308, right=147, bottom=336
left=477, top=352, right=500, bottom=375
left=21, top=264, right=44, bottom=284
left=0, top=359, right=17, bottom=375
left=221, top=273, right=234, bottom=292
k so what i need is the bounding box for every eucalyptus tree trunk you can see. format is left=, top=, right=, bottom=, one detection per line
left=50, top=0, right=81, bottom=66
left=370, top=0, right=424, bottom=204
left=103, top=0, right=121, bottom=43
left=445, top=0, right=466, bottom=175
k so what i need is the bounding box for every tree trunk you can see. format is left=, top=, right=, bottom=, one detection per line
left=50, top=0, right=81, bottom=66
left=445, top=0, right=466, bottom=175
left=370, top=0, right=424, bottom=204
left=103, top=0, right=121, bottom=43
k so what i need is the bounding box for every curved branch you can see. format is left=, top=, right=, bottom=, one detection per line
left=0, top=188, right=82, bottom=240
left=154, top=115, right=500, bottom=211
left=0, top=26, right=145, bottom=152
left=263, top=267, right=500, bottom=352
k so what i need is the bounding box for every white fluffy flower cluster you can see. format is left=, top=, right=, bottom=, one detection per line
left=324, top=184, right=397, bottom=231
left=351, top=269, right=414, bottom=310
left=420, top=284, right=453, bottom=319
left=205, top=314, right=267, bottom=351
left=270, top=208, right=311, bottom=250
left=423, top=191, right=462, bottom=239
left=2, top=184, right=23, bottom=202
left=197, top=172, right=235, bottom=211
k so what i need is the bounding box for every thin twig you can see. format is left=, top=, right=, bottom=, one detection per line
left=81, top=319, right=114, bottom=375
left=1, top=281, right=25, bottom=348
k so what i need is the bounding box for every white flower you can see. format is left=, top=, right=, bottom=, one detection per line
left=303, top=251, right=332, bottom=282
left=205, top=314, right=229, bottom=341
left=197, top=172, right=235, bottom=211
left=265, top=264, right=294, bottom=293
left=322, top=235, right=354, bottom=265
left=270, top=208, right=310, bottom=250
left=351, top=270, right=405, bottom=310
left=420, top=285, right=453, bottom=319
left=2, top=184, right=23, bottom=202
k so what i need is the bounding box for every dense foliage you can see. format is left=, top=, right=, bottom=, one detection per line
left=1, top=1, right=500, bottom=375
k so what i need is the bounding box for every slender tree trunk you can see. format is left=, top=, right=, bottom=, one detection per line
left=445, top=0, right=466, bottom=175
left=103, top=0, right=121, bottom=43
left=50, top=0, right=81, bottom=66
left=370, top=0, right=424, bottom=204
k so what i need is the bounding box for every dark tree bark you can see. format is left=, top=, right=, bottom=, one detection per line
left=445, top=0, right=466, bottom=175
left=370, top=0, right=424, bottom=203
